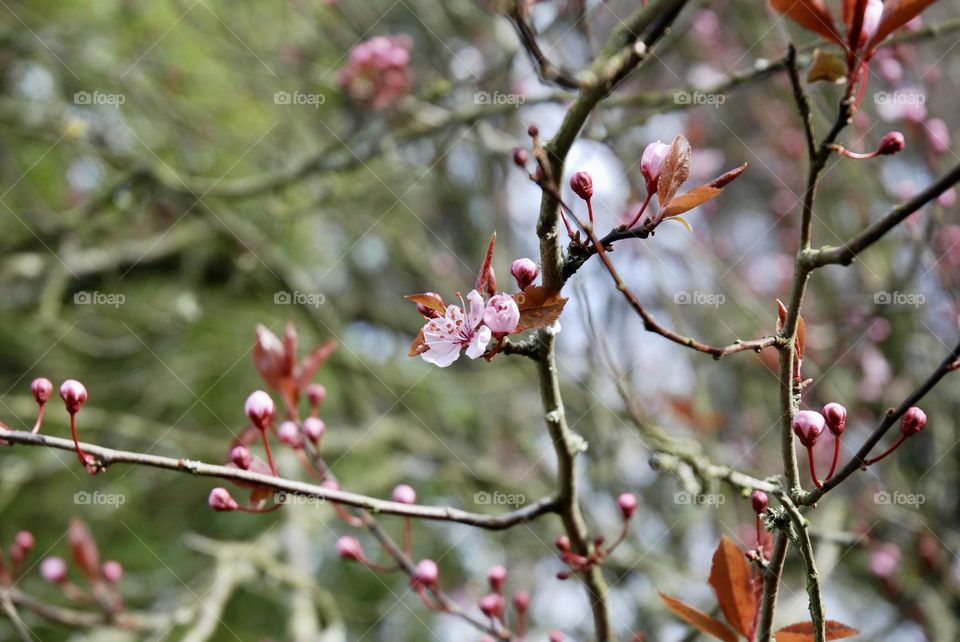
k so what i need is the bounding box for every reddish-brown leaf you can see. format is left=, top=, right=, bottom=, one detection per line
left=775, top=620, right=860, bottom=641
left=775, top=299, right=805, bottom=358
left=660, top=186, right=722, bottom=219
left=658, top=593, right=739, bottom=642
left=405, top=293, right=447, bottom=315
left=68, top=519, right=101, bottom=581
left=253, top=324, right=287, bottom=390
left=514, top=285, right=567, bottom=332
left=796, top=313, right=807, bottom=359
left=769, top=0, right=842, bottom=44
left=842, top=0, right=858, bottom=29
left=408, top=328, right=428, bottom=357
left=707, top=163, right=748, bottom=189
left=283, top=322, right=298, bottom=379
left=868, top=0, right=937, bottom=49
left=296, top=340, right=337, bottom=390
left=708, top=536, right=758, bottom=638
left=476, top=232, right=498, bottom=294
left=657, top=135, right=691, bottom=207
left=776, top=299, right=788, bottom=334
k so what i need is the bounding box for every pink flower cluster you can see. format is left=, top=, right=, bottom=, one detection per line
left=418, top=290, right=520, bottom=367
left=338, top=35, right=413, bottom=109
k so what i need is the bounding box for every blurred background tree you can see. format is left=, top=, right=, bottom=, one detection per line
left=1, top=0, right=959, bottom=640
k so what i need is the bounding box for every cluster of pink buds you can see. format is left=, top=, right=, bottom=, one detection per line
left=831, top=131, right=906, bottom=160
left=408, top=234, right=533, bottom=368
left=793, top=403, right=926, bottom=488
left=476, top=565, right=532, bottom=635
left=555, top=493, right=637, bottom=579
left=207, top=323, right=337, bottom=513
left=337, top=35, right=413, bottom=109
left=36, top=520, right=124, bottom=614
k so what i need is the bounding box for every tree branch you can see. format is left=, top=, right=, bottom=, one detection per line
left=812, top=161, right=960, bottom=267
left=0, top=430, right=559, bottom=530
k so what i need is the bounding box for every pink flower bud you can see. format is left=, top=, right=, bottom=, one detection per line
left=554, top=535, right=570, bottom=551
left=869, top=543, right=901, bottom=579
left=14, top=531, right=34, bottom=551
left=512, top=590, right=530, bottom=612
left=230, top=445, right=252, bottom=469
left=391, top=484, right=417, bottom=504
left=527, top=124, right=539, bottom=138
left=277, top=421, right=302, bottom=448
left=512, top=147, right=529, bottom=167
left=877, top=131, right=906, bottom=156
left=822, top=402, right=847, bottom=436
left=483, top=294, right=520, bottom=334
left=549, top=631, right=566, bottom=642
left=487, top=564, right=507, bottom=591
left=750, top=490, right=768, bottom=515
left=335, top=536, right=365, bottom=562
left=244, top=390, right=275, bottom=430
left=10, top=531, right=34, bottom=564
left=792, top=410, right=825, bottom=448
left=208, top=487, right=239, bottom=512
left=479, top=592, right=504, bottom=620
left=31, top=378, right=53, bottom=404
left=102, top=560, right=123, bottom=583
left=303, top=417, right=326, bottom=443
left=40, top=556, right=67, bottom=583
left=569, top=171, right=593, bottom=200
left=901, top=407, right=927, bottom=436
left=510, top=258, right=539, bottom=290
left=411, top=559, right=439, bottom=587
left=617, top=492, right=638, bottom=520
left=306, top=384, right=327, bottom=407
left=640, top=141, right=670, bottom=189
left=59, top=379, right=87, bottom=414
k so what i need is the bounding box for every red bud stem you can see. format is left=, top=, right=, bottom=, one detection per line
left=827, top=435, right=842, bottom=480
left=625, top=190, right=654, bottom=230
left=260, top=430, right=277, bottom=476
left=806, top=445, right=823, bottom=489
left=69, top=413, right=89, bottom=466
left=865, top=433, right=907, bottom=465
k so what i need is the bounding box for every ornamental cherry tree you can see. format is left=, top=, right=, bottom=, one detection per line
left=2, top=0, right=960, bottom=641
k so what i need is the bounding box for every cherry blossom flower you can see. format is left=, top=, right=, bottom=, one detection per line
left=640, top=140, right=670, bottom=192
left=483, top=294, right=520, bottom=335
left=338, top=35, right=413, bottom=109
left=419, top=290, right=491, bottom=367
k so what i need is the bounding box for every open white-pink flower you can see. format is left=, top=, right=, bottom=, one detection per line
left=420, top=290, right=491, bottom=367
left=483, top=294, right=520, bottom=334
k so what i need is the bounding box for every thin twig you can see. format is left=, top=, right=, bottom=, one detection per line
left=0, top=430, right=558, bottom=530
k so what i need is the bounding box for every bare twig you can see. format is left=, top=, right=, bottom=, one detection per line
left=509, top=3, right=581, bottom=90
left=811, top=161, right=960, bottom=267
left=803, top=339, right=960, bottom=504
